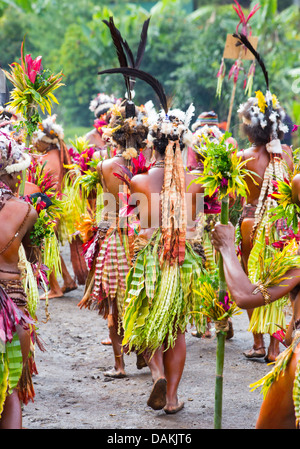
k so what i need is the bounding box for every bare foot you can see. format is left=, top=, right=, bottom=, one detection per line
left=265, top=348, right=280, bottom=363
left=191, top=328, right=211, bottom=338
left=101, top=337, right=112, bottom=346
left=40, top=290, right=64, bottom=300
left=61, top=284, right=78, bottom=294
left=104, top=368, right=126, bottom=379
left=147, top=377, right=167, bottom=410
left=164, top=401, right=184, bottom=414
left=265, top=337, right=280, bottom=363
left=136, top=353, right=147, bottom=370
left=243, top=346, right=266, bottom=359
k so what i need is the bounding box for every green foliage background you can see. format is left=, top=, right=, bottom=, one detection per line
left=0, top=0, right=299, bottom=146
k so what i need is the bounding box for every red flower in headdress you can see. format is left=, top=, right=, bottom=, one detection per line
left=93, top=119, right=108, bottom=136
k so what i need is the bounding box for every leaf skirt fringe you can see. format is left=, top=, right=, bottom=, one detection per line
left=0, top=333, right=23, bottom=418
left=247, top=298, right=287, bottom=335
left=122, top=230, right=205, bottom=357
left=79, top=225, right=131, bottom=333
left=0, top=285, right=37, bottom=418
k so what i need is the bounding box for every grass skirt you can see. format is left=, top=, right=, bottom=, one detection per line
left=79, top=224, right=131, bottom=334
left=0, top=284, right=36, bottom=418
left=122, top=230, right=205, bottom=356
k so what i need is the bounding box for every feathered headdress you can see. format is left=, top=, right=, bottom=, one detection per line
left=234, top=34, right=290, bottom=243
left=98, top=66, right=193, bottom=145
left=33, top=115, right=64, bottom=147
left=0, top=129, right=31, bottom=175
left=102, top=16, right=150, bottom=118
left=234, top=33, right=288, bottom=153
left=98, top=64, right=194, bottom=265
left=32, top=115, right=71, bottom=184
left=89, top=92, right=118, bottom=118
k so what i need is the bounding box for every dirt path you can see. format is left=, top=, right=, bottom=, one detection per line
left=22, top=248, right=278, bottom=430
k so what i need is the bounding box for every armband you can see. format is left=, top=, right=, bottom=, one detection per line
left=252, top=282, right=271, bottom=305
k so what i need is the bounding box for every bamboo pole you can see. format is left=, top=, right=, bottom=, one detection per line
left=19, top=106, right=35, bottom=196
left=214, top=194, right=229, bottom=429
left=226, top=81, right=237, bottom=133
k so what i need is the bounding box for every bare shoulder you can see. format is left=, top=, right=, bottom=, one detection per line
left=102, top=156, right=123, bottom=171
left=8, top=197, right=38, bottom=228
left=237, top=147, right=253, bottom=160
left=130, top=172, right=149, bottom=193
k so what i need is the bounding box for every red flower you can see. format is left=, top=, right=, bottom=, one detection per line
left=220, top=292, right=231, bottom=312
left=118, top=192, right=137, bottom=217
left=24, top=54, right=43, bottom=84
left=272, top=328, right=287, bottom=347
left=93, top=119, right=108, bottom=136
left=228, top=60, right=244, bottom=84
left=20, top=38, right=43, bottom=84
left=204, top=190, right=221, bottom=214
left=233, top=1, right=260, bottom=36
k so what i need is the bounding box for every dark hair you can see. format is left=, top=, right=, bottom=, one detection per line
left=239, top=98, right=286, bottom=145
left=150, top=115, right=185, bottom=155
left=110, top=106, right=148, bottom=149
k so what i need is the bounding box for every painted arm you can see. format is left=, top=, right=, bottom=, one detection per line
left=211, top=222, right=300, bottom=309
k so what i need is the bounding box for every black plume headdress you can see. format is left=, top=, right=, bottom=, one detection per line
left=102, top=16, right=150, bottom=116
left=233, top=32, right=269, bottom=92
left=234, top=33, right=288, bottom=147
left=98, top=66, right=168, bottom=114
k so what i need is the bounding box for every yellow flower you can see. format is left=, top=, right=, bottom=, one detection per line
left=255, top=90, right=267, bottom=113
left=272, top=94, right=279, bottom=109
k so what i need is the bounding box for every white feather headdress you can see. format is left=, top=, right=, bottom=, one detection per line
left=0, top=129, right=31, bottom=175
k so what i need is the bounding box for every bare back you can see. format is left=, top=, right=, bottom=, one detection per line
left=97, top=155, right=132, bottom=204
left=38, top=149, right=62, bottom=189
left=237, top=144, right=293, bottom=205
left=130, top=167, right=204, bottom=240
left=0, top=196, right=37, bottom=279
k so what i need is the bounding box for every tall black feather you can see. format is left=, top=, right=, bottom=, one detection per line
left=135, top=18, right=150, bottom=69
left=102, top=17, right=131, bottom=95
left=98, top=67, right=168, bottom=114
left=103, top=16, right=150, bottom=93
left=233, top=33, right=269, bottom=90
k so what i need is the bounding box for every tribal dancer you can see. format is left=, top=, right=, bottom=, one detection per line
left=86, top=92, right=118, bottom=159
left=32, top=115, right=87, bottom=297
left=233, top=34, right=293, bottom=362
left=0, top=130, right=38, bottom=429
left=187, top=111, right=222, bottom=172
left=211, top=220, right=300, bottom=429
left=114, top=67, right=206, bottom=413
left=78, top=16, right=151, bottom=378
left=189, top=112, right=224, bottom=339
